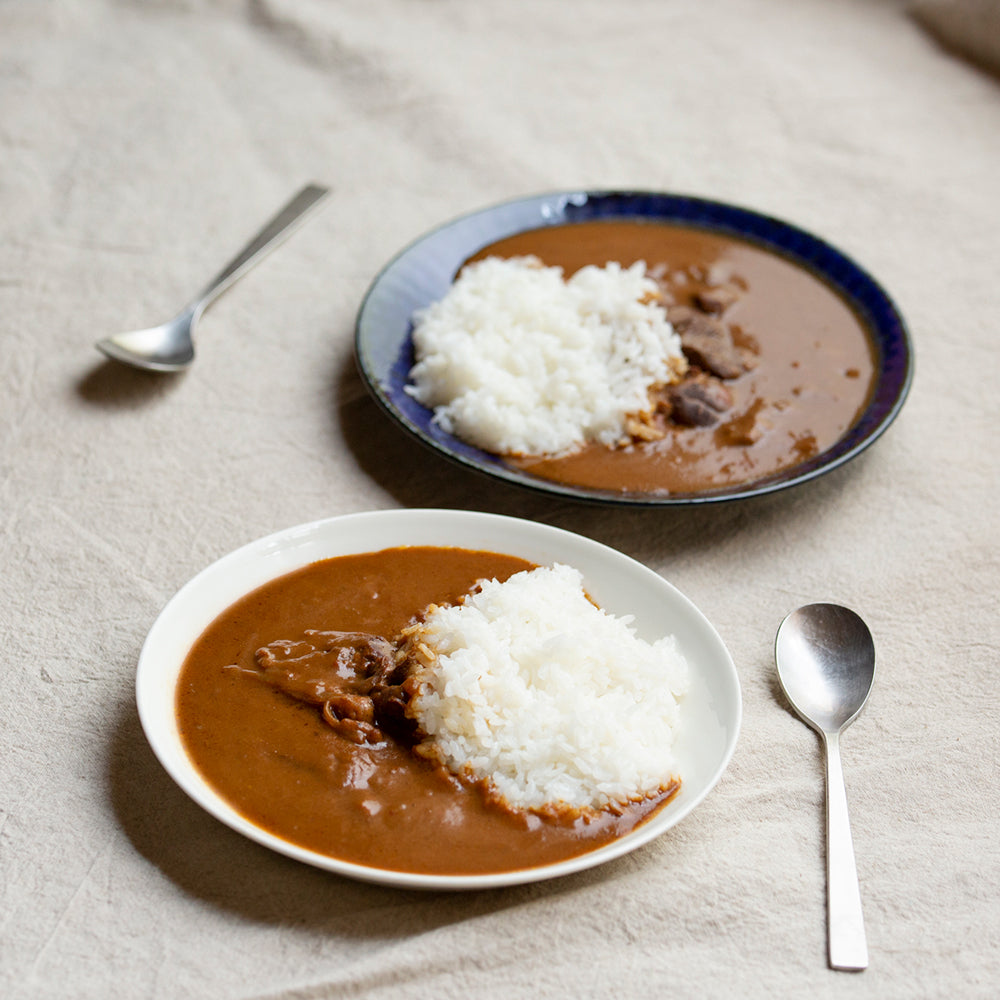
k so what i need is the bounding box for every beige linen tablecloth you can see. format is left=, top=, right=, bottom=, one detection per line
left=2, top=1, right=998, bottom=997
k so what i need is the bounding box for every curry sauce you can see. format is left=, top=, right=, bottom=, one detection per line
left=466, top=220, right=875, bottom=495
left=176, top=546, right=676, bottom=875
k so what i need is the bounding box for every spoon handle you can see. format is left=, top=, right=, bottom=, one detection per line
left=190, top=184, right=330, bottom=313
left=824, top=731, right=869, bottom=971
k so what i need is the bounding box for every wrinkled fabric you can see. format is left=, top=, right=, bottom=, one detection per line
left=913, top=0, right=1000, bottom=76
left=1, top=1, right=998, bottom=997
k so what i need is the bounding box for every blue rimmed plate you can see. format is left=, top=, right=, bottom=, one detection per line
left=355, top=190, right=912, bottom=506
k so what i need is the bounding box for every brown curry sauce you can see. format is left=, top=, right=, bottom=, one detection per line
left=464, top=220, right=876, bottom=495
left=176, top=546, right=677, bottom=876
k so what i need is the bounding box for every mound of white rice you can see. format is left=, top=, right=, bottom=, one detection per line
left=401, top=563, right=689, bottom=813
left=406, top=256, right=686, bottom=456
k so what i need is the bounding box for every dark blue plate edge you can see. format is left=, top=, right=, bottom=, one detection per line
left=354, top=190, right=914, bottom=507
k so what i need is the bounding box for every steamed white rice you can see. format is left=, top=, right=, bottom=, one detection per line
left=401, top=563, right=689, bottom=813
left=406, top=256, right=686, bottom=456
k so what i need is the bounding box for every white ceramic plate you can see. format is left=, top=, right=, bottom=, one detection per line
left=136, top=509, right=741, bottom=890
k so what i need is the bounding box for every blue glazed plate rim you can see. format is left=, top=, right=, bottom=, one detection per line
left=355, top=190, right=913, bottom=506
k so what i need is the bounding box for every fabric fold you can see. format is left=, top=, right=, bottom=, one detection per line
left=912, top=0, right=1000, bottom=78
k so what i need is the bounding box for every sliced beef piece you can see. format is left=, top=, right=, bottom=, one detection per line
left=671, top=310, right=746, bottom=380
left=254, top=630, right=413, bottom=742
left=253, top=637, right=360, bottom=704
left=665, top=375, right=733, bottom=427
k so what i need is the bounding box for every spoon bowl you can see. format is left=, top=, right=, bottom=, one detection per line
left=96, top=184, right=329, bottom=372
left=775, top=603, right=876, bottom=972
left=776, top=604, right=875, bottom=734
left=97, top=309, right=198, bottom=372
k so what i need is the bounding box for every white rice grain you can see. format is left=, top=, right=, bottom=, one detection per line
left=406, top=257, right=686, bottom=456
left=402, top=563, right=689, bottom=813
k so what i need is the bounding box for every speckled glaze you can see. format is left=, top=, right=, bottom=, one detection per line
left=355, top=190, right=913, bottom=506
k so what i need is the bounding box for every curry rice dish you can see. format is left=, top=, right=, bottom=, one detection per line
left=407, top=219, right=876, bottom=496
left=176, top=546, right=688, bottom=876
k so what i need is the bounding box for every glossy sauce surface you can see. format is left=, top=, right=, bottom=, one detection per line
left=176, top=547, right=674, bottom=875
left=467, top=220, right=875, bottom=495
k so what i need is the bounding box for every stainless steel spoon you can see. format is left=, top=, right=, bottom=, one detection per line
left=775, top=603, right=876, bottom=972
left=95, top=183, right=329, bottom=372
